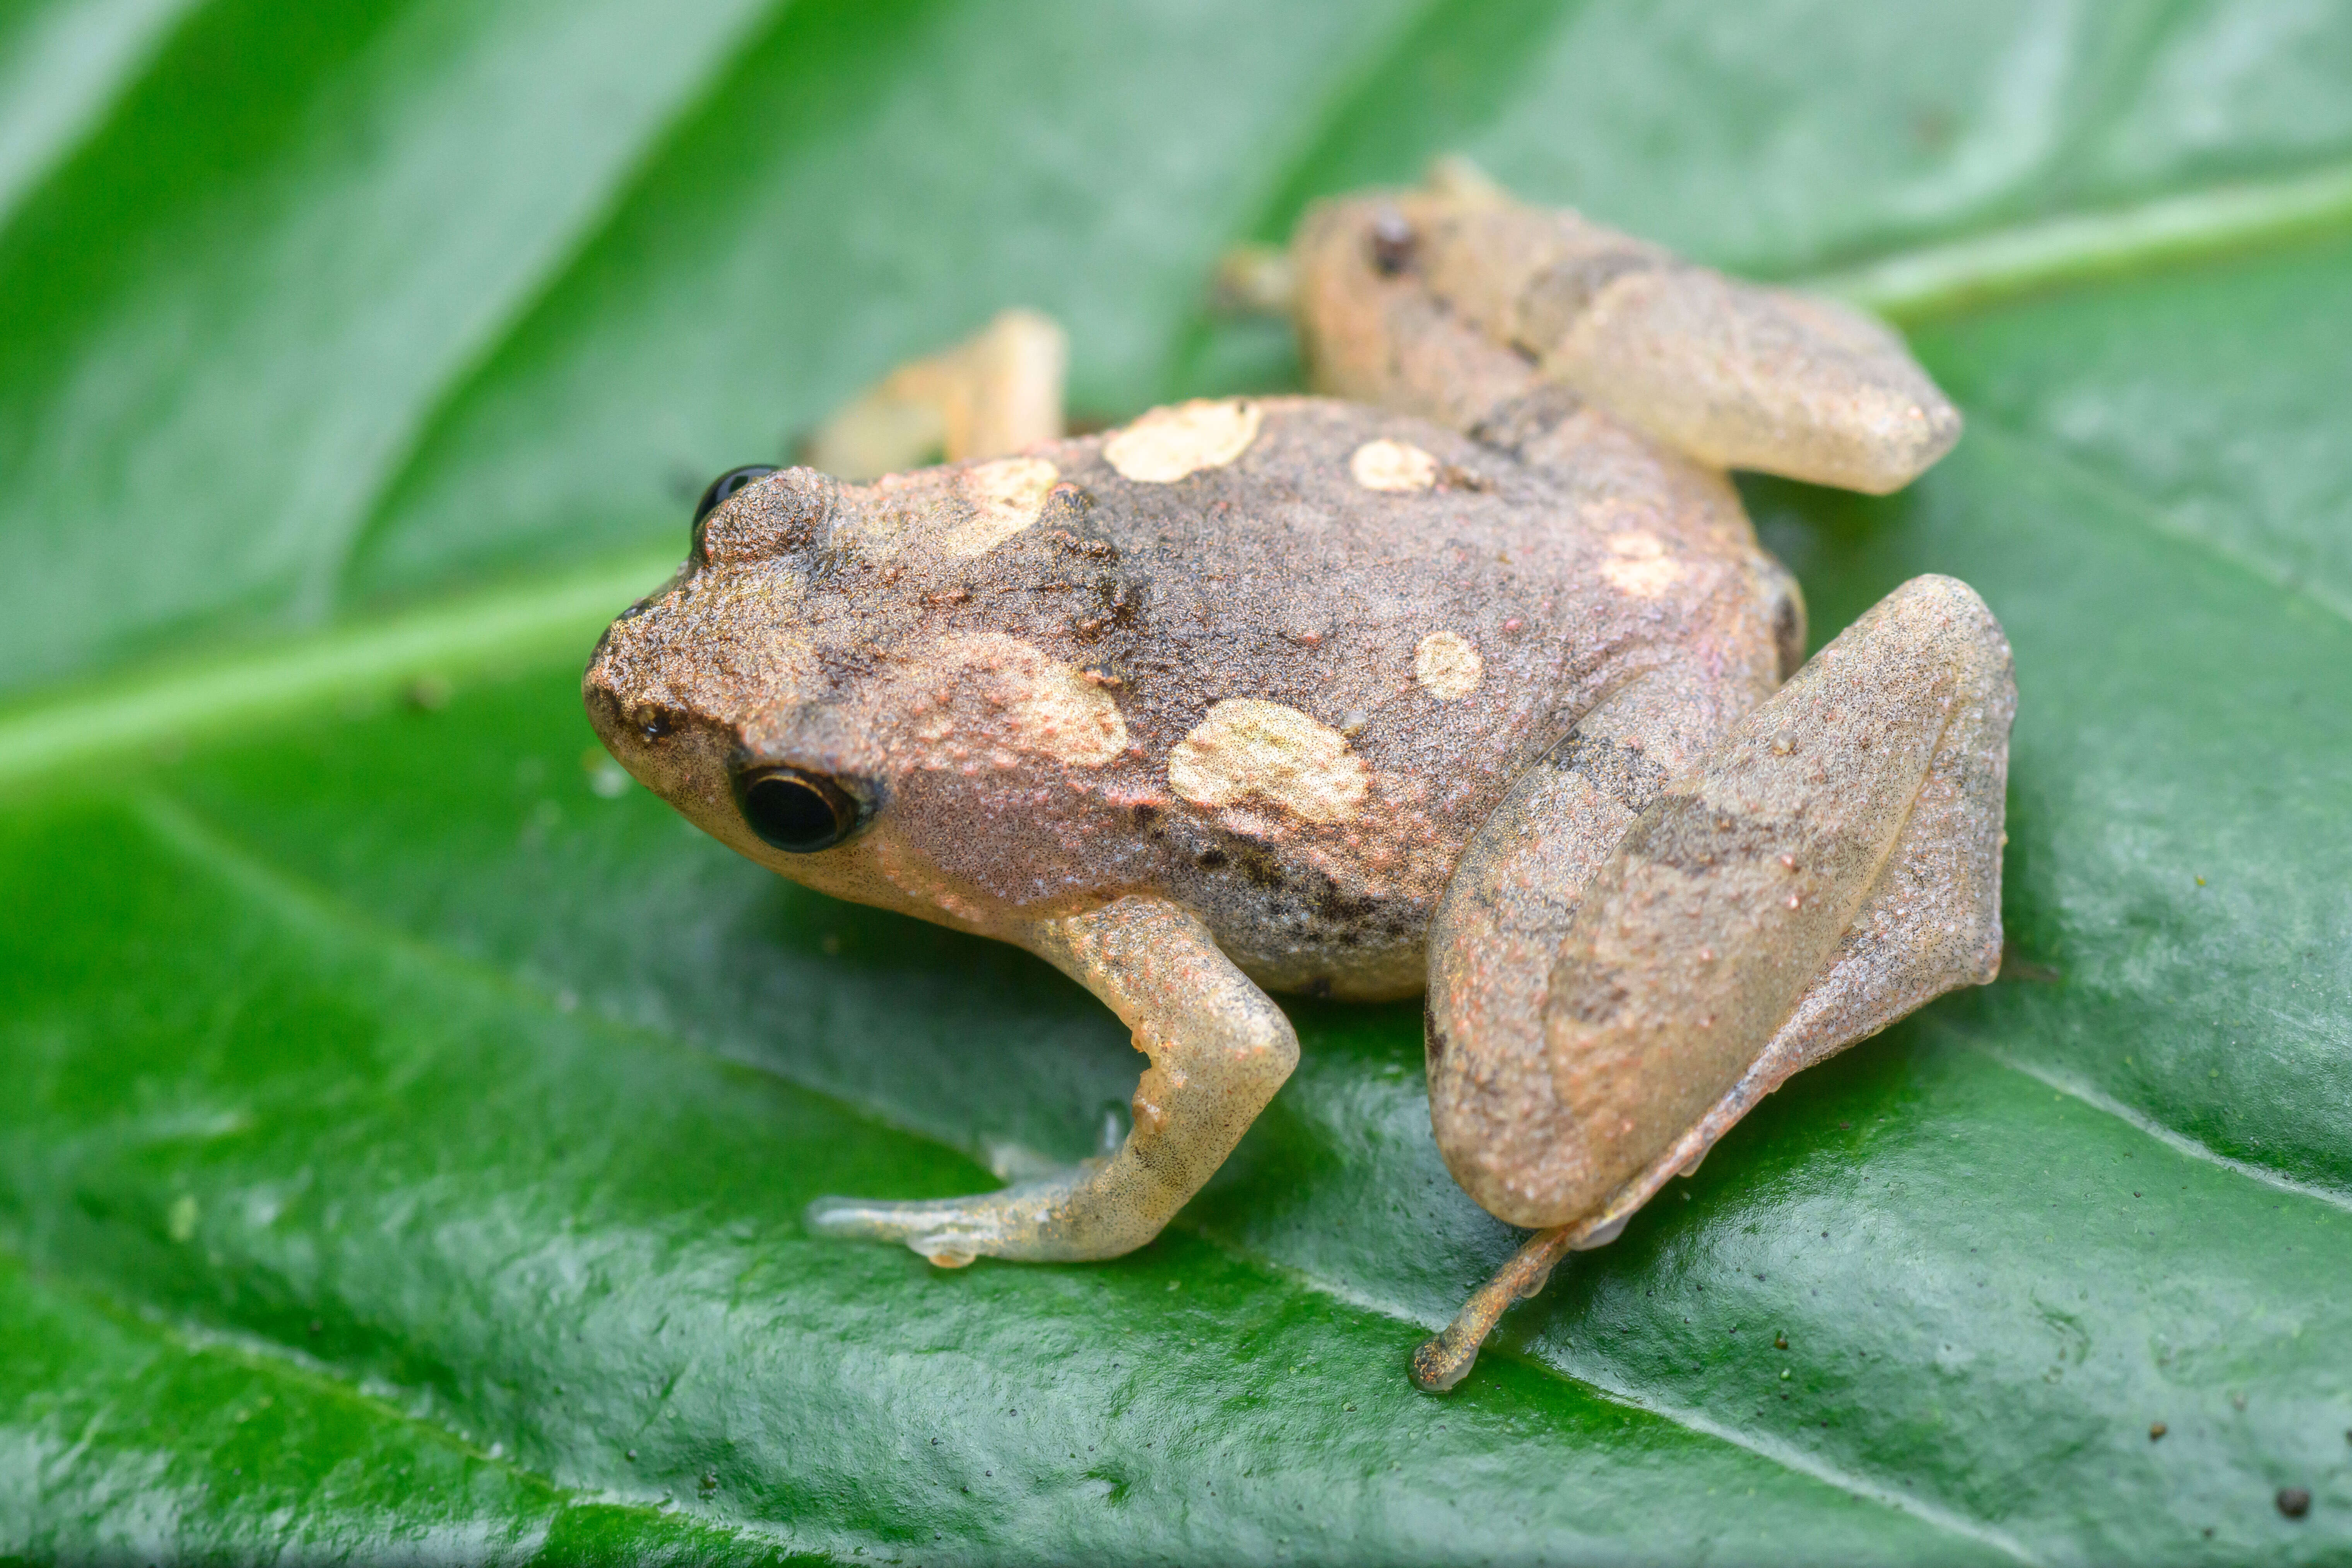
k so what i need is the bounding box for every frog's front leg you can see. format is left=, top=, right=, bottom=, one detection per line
left=802, top=307, right=1066, bottom=481
left=806, top=896, right=1297, bottom=1266
left=1415, top=575, right=2015, bottom=1389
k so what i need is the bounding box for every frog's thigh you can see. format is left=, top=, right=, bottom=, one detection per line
left=1557, top=575, right=2013, bottom=1223
left=1413, top=576, right=2011, bottom=1392
left=1437, top=575, right=2014, bottom=1233
left=1426, top=671, right=1729, bottom=1227
left=804, top=307, right=1066, bottom=480
left=805, top=896, right=1297, bottom=1266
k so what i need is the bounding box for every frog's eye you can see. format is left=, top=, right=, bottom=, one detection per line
left=693, top=465, right=781, bottom=530
left=733, top=766, right=866, bottom=854
left=1368, top=207, right=1417, bottom=275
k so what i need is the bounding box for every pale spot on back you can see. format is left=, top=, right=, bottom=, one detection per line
left=1414, top=630, right=1484, bottom=699
left=1601, top=530, right=1686, bottom=598
left=923, top=633, right=1128, bottom=766
left=944, top=457, right=1058, bottom=555
left=1350, top=438, right=1438, bottom=492
left=1104, top=399, right=1262, bottom=483
left=1169, top=698, right=1368, bottom=824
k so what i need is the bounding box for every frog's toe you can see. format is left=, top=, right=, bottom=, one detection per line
left=804, top=1165, right=1097, bottom=1267
left=805, top=1195, right=978, bottom=1266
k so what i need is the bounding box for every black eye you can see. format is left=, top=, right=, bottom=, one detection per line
left=733, top=766, right=864, bottom=854
left=693, top=465, right=781, bottom=528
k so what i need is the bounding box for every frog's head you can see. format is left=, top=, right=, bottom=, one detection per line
left=583, top=457, right=1141, bottom=933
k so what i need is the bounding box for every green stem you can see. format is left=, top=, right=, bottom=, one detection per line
left=1806, top=161, right=2352, bottom=321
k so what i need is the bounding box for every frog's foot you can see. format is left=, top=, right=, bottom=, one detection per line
left=1210, top=243, right=1295, bottom=317
left=807, top=896, right=1297, bottom=1267
left=809, top=1110, right=1135, bottom=1267
left=804, top=307, right=1066, bottom=480
left=1410, top=1224, right=1575, bottom=1391
left=808, top=1163, right=1106, bottom=1267
left=1417, top=575, right=2015, bottom=1389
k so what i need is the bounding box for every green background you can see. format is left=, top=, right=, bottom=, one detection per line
left=3, top=0, right=2349, bottom=1561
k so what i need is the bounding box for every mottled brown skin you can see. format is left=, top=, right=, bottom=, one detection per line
left=583, top=167, right=2015, bottom=1388
left=588, top=398, right=1786, bottom=997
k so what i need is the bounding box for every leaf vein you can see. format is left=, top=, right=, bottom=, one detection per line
left=0, top=1243, right=823, bottom=1553
left=1177, top=1224, right=2046, bottom=1565
left=1804, top=160, right=2352, bottom=324
left=1956, top=1038, right=2352, bottom=1216
left=1961, top=411, right=2352, bottom=633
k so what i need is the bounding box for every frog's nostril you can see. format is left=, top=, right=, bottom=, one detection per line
left=582, top=668, right=623, bottom=729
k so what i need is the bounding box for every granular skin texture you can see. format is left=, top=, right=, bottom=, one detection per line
left=583, top=169, right=2011, bottom=1362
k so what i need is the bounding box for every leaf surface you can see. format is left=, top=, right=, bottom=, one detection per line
left=3, top=1, right=2349, bottom=1561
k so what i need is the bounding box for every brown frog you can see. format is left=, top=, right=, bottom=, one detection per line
left=582, top=164, right=2015, bottom=1390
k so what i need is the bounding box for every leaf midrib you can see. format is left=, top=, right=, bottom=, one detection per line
left=0, top=547, right=676, bottom=795
left=5, top=156, right=2348, bottom=793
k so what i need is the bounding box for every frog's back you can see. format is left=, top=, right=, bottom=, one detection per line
left=823, top=396, right=1786, bottom=997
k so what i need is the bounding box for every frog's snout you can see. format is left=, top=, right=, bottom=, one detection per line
left=581, top=629, right=673, bottom=751
left=583, top=613, right=625, bottom=675
left=580, top=654, right=631, bottom=749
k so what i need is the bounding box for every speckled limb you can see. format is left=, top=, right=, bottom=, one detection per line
left=1413, top=575, right=2014, bottom=1390
left=1528, top=261, right=1960, bottom=494
left=1292, top=164, right=1960, bottom=492
left=803, top=307, right=1066, bottom=481
left=805, top=895, right=1298, bottom=1265
left=1425, top=669, right=1743, bottom=1231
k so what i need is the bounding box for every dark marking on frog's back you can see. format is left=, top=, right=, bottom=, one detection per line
left=1467, top=383, right=1586, bottom=457
left=1546, top=728, right=1669, bottom=814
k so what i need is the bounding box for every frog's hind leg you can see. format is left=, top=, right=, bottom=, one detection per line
left=806, top=896, right=1297, bottom=1266
left=1414, top=575, right=2014, bottom=1390
left=1290, top=164, right=1959, bottom=493
left=1521, top=255, right=1961, bottom=494
left=802, top=307, right=1066, bottom=481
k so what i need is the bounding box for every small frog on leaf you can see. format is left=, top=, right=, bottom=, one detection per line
left=584, top=162, right=2013, bottom=1390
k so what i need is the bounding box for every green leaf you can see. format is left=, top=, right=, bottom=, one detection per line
left=4, top=0, right=2350, bottom=1560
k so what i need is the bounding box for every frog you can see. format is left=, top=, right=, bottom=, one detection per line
left=582, top=161, right=2015, bottom=1392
